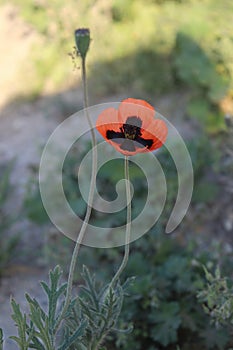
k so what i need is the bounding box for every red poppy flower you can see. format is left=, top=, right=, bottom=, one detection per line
left=96, top=98, right=168, bottom=156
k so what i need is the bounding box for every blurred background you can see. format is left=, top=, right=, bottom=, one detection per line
left=0, top=0, right=233, bottom=349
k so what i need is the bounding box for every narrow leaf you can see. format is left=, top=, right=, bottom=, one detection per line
left=25, top=294, right=47, bottom=322
left=58, top=318, right=88, bottom=350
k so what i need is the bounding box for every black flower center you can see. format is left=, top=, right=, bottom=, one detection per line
left=122, top=116, right=142, bottom=140
left=106, top=115, right=153, bottom=153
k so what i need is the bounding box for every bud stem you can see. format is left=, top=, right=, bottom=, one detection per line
left=55, top=36, right=97, bottom=334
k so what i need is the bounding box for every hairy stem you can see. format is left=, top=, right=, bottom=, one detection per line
left=110, top=156, right=131, bottom=288
left=91, top=157, right=131, bottom=350
left=55, top=56, right=97, bottom=333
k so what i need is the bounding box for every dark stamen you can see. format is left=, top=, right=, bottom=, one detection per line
left=123, top=116, right=142, bottom=140
left=106, top=115, right=153, bottom=153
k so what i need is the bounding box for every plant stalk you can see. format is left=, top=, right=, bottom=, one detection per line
left=55, top=55, right=97, bottom=333
left=110, top=156, right=131, bottom=288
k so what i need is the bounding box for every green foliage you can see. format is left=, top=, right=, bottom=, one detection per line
left=111, top=0, right=136, bottom=22
left=0, top=161, right=19, bottom=278
left=10, top=265, right=86, bottom=349
left=150, top=301, right=181, bottom=346
left=3, top=0, right=232, bottom=118
left=192, top=180, right=219, bottom=204
left=11, top=266, right=69, bottom=350
left=24, top=168, right=49, bottom=224
left=187, top=97, right=226, bottom=134
left=64, top=266, right=133, bottom=349
left=22, top=134, right=227, bottom=348
left=25, top=135, right=220, bottom=249
left=10, top=299, right=35, bottom=350
left=156, top=136, right=220, bottom=209
left=43, top=233, right=74, bottom=270
left=174, top=32, right=228, bottom=133
left=6, top=135, right=232, bottom=350
left=187, top=137, right=220, bottom=204
left=101, top=237, right=233, bottom=350
left=9, top=265, right=132, bottom=349
left=174, top=32, right=229, bottom=103
left=172, top=0, right=233, bottom=133
left=198, top=267, right=233, bottom=330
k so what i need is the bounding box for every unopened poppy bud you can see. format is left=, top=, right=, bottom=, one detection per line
left=74, top=28, right=90, bottom=60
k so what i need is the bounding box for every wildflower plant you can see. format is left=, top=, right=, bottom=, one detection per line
left=5, top=28, right=132, bottom=350
left=198, top=266, right=233, bottom=330
left=1, top=27, right=194, bottom=350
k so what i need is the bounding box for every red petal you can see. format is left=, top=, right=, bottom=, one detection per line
left=141, top=119, right=168, bottom=150
left=96, top=100, right=167, bottom=156
left=118, top=98, right=155, bottom=127
left=96, top=107, right=120, bottom=140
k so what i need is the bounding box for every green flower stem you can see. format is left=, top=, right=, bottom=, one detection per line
left=110, top=156, right=131, bottom=288
left=89, top=157, right=131, bottom=350
left=81, top=57, right=96, bottom=144
left=55, top=56, right=97, bottom=333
